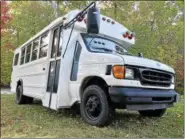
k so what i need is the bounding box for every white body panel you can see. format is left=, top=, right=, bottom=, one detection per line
left=11, top=9, right=175, bottom=110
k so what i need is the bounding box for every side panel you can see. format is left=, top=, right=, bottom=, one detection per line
left=19, top=59, right=49, bottom=98
left=11, top=50, right=21, bottom=93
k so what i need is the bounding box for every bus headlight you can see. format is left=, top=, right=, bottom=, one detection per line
left=171, top=76, right=175, bottom=84
left=125, top=68, right=134, bottom=79
left=112, top=66, right=134, bottom=79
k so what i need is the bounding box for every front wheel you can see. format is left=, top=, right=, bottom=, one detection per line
left=138, top=109, right=166, bottom=117
left=16, top=85, right=33, bottom=104
left=80, top=85, right=114, bottom=127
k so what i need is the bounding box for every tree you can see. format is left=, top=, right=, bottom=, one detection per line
left=1, top=1, right=11, bottom=31
left=1, top=1, right=13, bottom=86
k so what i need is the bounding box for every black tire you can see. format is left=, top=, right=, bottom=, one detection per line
left=16, top=85, right=33, bottom=104
left=138, top=109, right=166, bottom=117
left=80, top=85, right=114, bottom=127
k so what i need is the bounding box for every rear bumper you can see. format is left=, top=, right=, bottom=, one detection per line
left=109, top=87, right=179, bottom=110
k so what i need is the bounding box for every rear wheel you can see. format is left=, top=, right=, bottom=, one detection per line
left=138, top=109, right=166, bottom=117
left=16, top=85, right=33, bottom=104
left=80, top=85, right=114, bottom=127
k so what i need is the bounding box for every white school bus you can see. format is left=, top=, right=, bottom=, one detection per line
left=11, top=3, right=179, bottom=126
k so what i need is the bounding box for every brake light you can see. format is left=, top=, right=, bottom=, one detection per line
left=77, top=15, right=83, bottom=22
left=123, top=32, right=129, bottom=38
left=122, top=31, right=134, bottom=39
left=126, top=32, right=129, bottom=36
left=128, top=35, right=133, bottom=40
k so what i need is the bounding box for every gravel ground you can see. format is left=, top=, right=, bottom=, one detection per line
left=1, top=88, right=13, bottom=94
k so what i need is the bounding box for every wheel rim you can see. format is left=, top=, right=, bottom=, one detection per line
left=85, top=95, right=102, bottom=120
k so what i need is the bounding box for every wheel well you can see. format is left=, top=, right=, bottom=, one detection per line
left=16, top=79, right=22, bottom=89
left=80, top=76, right=110, bottom=100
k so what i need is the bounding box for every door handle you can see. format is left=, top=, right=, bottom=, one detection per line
left=43, top=68, right=45, bottom=71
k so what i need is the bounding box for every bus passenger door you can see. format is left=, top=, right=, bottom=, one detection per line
left=44, top=26, right=62, bottom=109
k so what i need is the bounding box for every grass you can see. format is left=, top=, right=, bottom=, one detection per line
left=1, top=94, right=184, bottom=138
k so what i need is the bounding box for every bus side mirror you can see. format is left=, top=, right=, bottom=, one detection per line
left=87, top=6, right=100, bottom=34
left=138, top=52, right=143, bottom=57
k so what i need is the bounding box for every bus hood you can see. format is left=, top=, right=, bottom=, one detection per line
left=120, top=55, right=175, bottom=74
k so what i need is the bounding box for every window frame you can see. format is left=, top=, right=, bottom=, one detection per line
left=57, top=26, right=63, bottom=57
left=31, top=37, right=40, bottom=61
left=39, top=31, right=49, bottom=59
left=13, top=53, right=19, bottom=66
left=25, top=43, right=32, bottom=64
left=20, top=47, right=26, bottom=65
left=51, top=28, right=60, bottom=58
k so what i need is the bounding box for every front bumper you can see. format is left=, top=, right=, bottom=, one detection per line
left=109, top=87, right=179, bottom=110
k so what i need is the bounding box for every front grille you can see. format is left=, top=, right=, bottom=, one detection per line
left=140, top=69, right=172, bottom=87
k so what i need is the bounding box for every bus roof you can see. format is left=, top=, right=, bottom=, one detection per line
left=15, top=9, right=135, bottom=52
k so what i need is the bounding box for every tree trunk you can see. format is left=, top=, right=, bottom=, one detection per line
left=114, top=2, right=117, bottom=20
left=16, top=30, right=19, bottom=47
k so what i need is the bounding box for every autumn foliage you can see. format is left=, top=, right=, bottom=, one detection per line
left=1, top=1, right=12, bottom=31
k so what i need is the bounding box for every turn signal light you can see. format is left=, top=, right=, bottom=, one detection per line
left=112, top=65, right=125, bottom=79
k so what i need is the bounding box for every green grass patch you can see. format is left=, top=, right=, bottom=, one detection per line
left=1, top=94, right=184, bottom=138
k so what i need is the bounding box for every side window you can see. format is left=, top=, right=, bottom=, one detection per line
left=51, top=28, right=59, bottom=58
left=70, top=42, right=82, bottom=81
left=47, top=60, right=60, bottom=93
left=14, top=53, right=19, bottom=66
left=31, top=38, right=39, bottom=61
left=25, top=43, right=32, bottom=63
left=39, top=32, right=49, bottom=58
left=20, top=47, right=25, bottom=65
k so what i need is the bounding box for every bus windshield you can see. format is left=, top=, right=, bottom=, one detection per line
left=82, top=34, right=131, bottom=55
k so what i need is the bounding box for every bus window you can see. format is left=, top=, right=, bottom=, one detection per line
left=47, top=59, right=60, bottom=92
left=14, top=53, right=19, bottom=66
left=20, top=47, right=25, bottom=65
left=51, top=28, right=59, bottom=58
left=57, top=27, right=63, bottom=56
left=25, top=43, right=32, bottom=63
left=31, top=38, right=39, bottom=61
left=39, top=32, right=49, bottom=58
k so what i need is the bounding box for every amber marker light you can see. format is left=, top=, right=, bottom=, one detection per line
left=112, top=65, right=125, bottom=79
